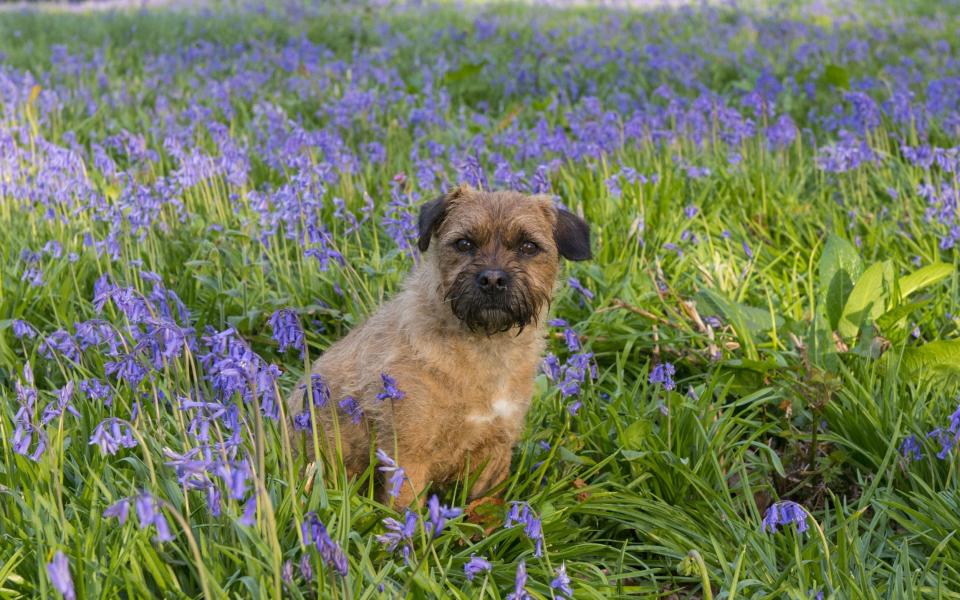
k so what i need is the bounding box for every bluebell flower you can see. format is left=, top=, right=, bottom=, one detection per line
left=376, top=449, right=407, bottom=500
left=507, top=560, right=530, bottom=600
left=504, top=502, right=544, bottom=556
left=302, top=512, right=348, bottom=576
left=89, top=418, right=138, bottom=455
left=762, top=500, right=809, bottom=534
left=12, top=319, right=37, bottom=339
left=134, top=492, right=175, bottom=542
left=293, top=411, right=312, bottom=431
left=928, top=428, right=955, bottom=460
left=339, top=396, right=363, bottom=424
left=39, top=330, right=81, bottom=362
left=41, top=382, right=80, bottom=425
left=299, top=554, right=313, bottom=582
left=301, top=374, right=330, bottom=407
left=47, top=551, right=76, bottom=600
left=900, top=435, right=922, bottom=461
left=464, top=555, right=492, bottom=581
left=542, top=354, right=562, bottom=380
left=649, top=362, right=676, bottom=391
left=103, top=498, right=130, bottom=524
left=268, top=308, right=304, bottom=356
left=563, top=328, right=581, bottom=352
left=377, top=510, right=418, bottom=563
left=238, top=494, right=258, bottom=526
left=567, top=277, right=594, bottom=301
left=376, top=373, right=405, bottom=402
left=206, top=486, right=222, bottom=518
left=105, top=352, right=149, bottom=390
left=426, top=494, right=462, bottom=537
left=551, top=563, right=573, bottom=599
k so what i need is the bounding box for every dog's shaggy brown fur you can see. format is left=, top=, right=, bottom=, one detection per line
left=287, top=184, right=590, bottom=505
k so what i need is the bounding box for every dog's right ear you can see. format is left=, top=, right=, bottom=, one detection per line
left=417, top=195, right=448, bottom=252
left=419, top=185, right=473, bottom=252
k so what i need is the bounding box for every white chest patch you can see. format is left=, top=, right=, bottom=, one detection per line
left=467, top=398, right=522, bottom=424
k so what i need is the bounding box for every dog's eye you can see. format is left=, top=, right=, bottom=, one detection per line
left=454, top=239, right=475, bottom=253
left=519, top=241, right=540, bottom=256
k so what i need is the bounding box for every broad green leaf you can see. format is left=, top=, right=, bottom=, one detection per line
left=901, top=340, right=960, bottom=381
left=819, top=234, right=863, bottom=330
left=443, top=61, right=486, bottom=84
left=839, top=260, right=893, bottom=339
left=621, top=418, right=652, bottom=450
left=898, top=263, right=954, bottom=300
left=876, top=300, right=929, bottom=339
left=820, top=64, right=850, bottom=90
left=697, top=289, right=785, bottom=336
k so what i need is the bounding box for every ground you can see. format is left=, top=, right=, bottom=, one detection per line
left=1, top=0, right=960, bottom=598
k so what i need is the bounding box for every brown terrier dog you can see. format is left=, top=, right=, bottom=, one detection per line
left=288, top=183, right=590, bottom=505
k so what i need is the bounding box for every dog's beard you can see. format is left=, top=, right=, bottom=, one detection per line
left=445, top=270, right=542, bottom=335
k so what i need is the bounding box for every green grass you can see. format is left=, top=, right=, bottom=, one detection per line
left=2, top=1, right=960, bottom=598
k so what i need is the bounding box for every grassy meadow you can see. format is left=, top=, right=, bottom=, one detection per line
left=2, top=0, right=960, bottom=598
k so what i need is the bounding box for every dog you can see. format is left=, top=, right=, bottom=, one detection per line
left=287, top=183, right=590, bottom=506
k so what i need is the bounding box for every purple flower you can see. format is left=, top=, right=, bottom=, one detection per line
left=104, top=352, right=149, bottom=390
left=376, top=449, right=407, bottom=500
left=80, top=378, right=113, bottom=406
left=542, top=354, right=562, bottom=380
left=47, top=551, right=76, bottom=600
left=504, top=502, right=544, bottom=557
left=89, top=418, right=138, bottom=455
left=339, top=396, right=363, bottom=424
left=426, top=494, right=462, bottom=538
left=762, top=500, right=809, bottom=534
left=766, top=114, right=798, bottom=150
left=22, top=267, right=44, bottom=287
left=12, top=319, right=37, bottom=339
left=302, top=512, right=348, bottom=576
left=551, top=563, right=573, bottom=599
left=238, top=494, right=258, bottom=526
left=377, top=510, right=418, bottom=563
left=41, top=382, right=80, bottom=425
left=103, top=498, right=130, bottom=524
left=900, top=435, right=922, bottom=462
left=817, top=131, right=877, bottom=173
left=134, top=493, right=175, bottom=542
left=376, top=373, right=405, bottom=402
left=567, top=277, right=594, bottom=301
left=268, top=308, right=304, bottom=356
left=293, top=411, right=312, bottom=431
left=507, top=560, right=530, bottom=600
left=299, top=554, right=313, bottom=582
left=39, top=330, right=81, bottom=362
left=301, top=374, right=330, bottom=407
left=928, top=428, right=955, bottom=460
left=464, top=555, right=492, bottom=582
left=649, top=362, right=676, bottom=391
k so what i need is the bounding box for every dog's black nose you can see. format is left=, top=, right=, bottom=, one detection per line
left=476, top=269, right=509, bottom=293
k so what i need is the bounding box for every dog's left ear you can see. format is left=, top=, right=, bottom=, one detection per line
left=417, top=195, right=447, bottom=252
left=554, top=208, right=591, bottom=261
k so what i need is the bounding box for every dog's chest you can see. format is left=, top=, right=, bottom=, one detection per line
left=466, top=396, right=524, bottom=426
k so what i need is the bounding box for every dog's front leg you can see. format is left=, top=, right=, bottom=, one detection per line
left=391, top=461, right=429, bottom=508
left=467, top=445, right=512, bottom=500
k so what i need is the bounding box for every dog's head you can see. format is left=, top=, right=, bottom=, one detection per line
left=417, top=184, right=591, bottom=335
